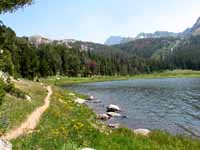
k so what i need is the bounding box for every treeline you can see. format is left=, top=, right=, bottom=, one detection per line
left=1, top=23, right=200, bottom=80
left=0, top=23, right=156, bottom=79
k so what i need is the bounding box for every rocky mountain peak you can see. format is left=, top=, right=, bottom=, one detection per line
left=191, top=17, right=200, bottom=32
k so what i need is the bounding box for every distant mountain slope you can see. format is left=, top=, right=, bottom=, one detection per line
left=115, top=37, right=179, bottom=58
left=105, top=31, right=178, bottom=46
left=104, top=36, right=134, bottom=45
left=181, top=17, right=200, bottom=37
left=136, top=31, right=178, bottom=39
left=29, top=35, right=52, bottom=47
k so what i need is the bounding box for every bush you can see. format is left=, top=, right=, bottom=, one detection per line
left=0, top=79, right=5, bottom=105
left=4, top=82, right=26, bottom=99
left=9, top=87, right=26, bottom=99
left=0, top=78, right=26, bottom=103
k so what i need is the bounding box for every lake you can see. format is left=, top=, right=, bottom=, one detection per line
left=65, top=78, right=200, bottom=137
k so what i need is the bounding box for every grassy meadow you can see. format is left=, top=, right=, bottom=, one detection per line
left=42, top=70, right=200, bottom=86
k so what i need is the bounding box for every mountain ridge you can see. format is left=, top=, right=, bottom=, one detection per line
left=105, top=16, right=200, bottom=45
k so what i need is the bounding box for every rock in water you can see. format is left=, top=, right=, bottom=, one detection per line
left=107, top=112, right=121, bottom=117
left=97, top=114, right=111, bottom=121
left=134, top=129, right=151, bottom=136
left=107, top=104, right=120, bottom=112
left=0, top=140, right=12, bottom=150
left=88, top=95, right=94, bottom=100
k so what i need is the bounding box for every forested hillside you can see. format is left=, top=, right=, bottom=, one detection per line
left=1, top=21, right=200, bottom=80
left=0, top=23, right=160, bottom=79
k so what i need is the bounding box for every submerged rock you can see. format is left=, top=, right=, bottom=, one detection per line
left=93, top=99, right=101, bottom=103
left=134, top=128, right=151, bottom=136
left=0, top=139, right=12, bottom=150
left=97, top=114, right=111, bottom=121
left=107, top=104, right=121, bottom=112
left=107, top=112, right=121, bottom=117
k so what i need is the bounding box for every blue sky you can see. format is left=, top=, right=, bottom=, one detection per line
left=0, top=0, right=200, bottom=43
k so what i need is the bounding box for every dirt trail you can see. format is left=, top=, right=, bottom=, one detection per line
left=1, top=86, right=53, bottom=141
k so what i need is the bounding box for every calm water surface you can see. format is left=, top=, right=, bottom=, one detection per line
left=65, top=78, right=200, bottom=137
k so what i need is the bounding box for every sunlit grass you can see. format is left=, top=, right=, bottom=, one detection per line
left=42, top=69, right=200, bottom=86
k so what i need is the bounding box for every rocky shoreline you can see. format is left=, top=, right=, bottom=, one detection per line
left=73, top=93, right=151, bottom=136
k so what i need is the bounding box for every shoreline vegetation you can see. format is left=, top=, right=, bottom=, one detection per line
left=1, top=70, right=200, bottom=149
left=43, top=70, right=200, bottom=86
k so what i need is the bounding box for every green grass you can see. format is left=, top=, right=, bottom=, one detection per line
left=42, top=70, right=200, bottom=86
left=11, top=84, right=200, bottom=150
left=0, top=80, right=47, bottom=135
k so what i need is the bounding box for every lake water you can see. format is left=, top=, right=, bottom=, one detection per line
left=65, top=78, right=200, bottom=137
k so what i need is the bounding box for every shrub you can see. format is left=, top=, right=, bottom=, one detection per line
left=0, top=79, right=5, bottom=105
left=9, top=87, right=26, bottom=99
left=0, top=78, right=26, bottom=101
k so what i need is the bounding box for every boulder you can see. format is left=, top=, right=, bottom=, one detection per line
left=97, top=114, right=111, bottom=121
left=107, top=112, right=121, bottom=117
left=25, top=95, right=31, bottom=102
left=75, top=98, right=86, bottom=104
left=88, top=95, right=94, bottom=100
left=0, top=139, right=12, bottom=150
left=134, top=129, right=151, bottom=136
left=108, top=123, right=120, bottom=129
left=107, top=104, right=120, bottom=112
